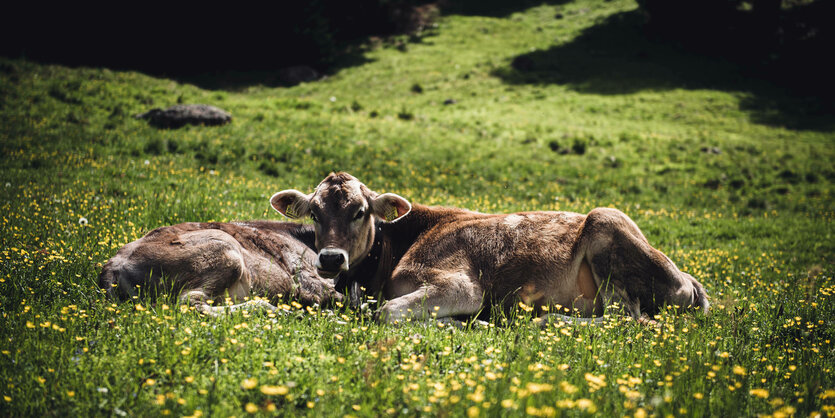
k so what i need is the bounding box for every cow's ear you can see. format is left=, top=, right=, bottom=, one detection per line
left=371, top=193, right=411, bottom=222
left=270, top=190, right=312, bottom=219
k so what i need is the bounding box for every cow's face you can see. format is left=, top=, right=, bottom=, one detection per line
left=271, top=173, right=410, bottom=278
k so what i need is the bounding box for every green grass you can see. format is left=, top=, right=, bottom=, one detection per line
left=1, top=0, right=833, bottom=416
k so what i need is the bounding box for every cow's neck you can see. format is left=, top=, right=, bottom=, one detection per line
left=340, top=204, right=464, bottom=299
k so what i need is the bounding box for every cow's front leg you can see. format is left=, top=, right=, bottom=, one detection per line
left=376, top=271, right=484, bottom=323
left=537, top=314, right=606, bottom=327
left=180, top=290, right=279, bottom=316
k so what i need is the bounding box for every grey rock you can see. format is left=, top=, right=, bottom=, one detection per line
left=135, top=104, right=231, bottom=129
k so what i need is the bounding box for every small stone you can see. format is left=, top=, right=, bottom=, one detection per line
left=443, top=98, right=457, bottom=105
left=135, top=104, right=231, bottom=129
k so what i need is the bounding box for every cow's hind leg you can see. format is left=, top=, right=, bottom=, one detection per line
left=172, top=230, right=279, bottom=316
left=580, top=208, right=708, bottom=318
left=377, top=270, right=484, bottom=324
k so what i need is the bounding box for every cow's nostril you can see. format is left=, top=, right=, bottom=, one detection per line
left=319, top=251, right=346, bottom=271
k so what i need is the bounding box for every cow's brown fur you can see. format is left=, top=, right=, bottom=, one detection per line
left=272, top=173, right=709, bottom=323
left=97, top=221, right=341, bottom=315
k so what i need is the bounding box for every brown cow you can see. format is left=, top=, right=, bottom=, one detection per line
left=271, top=172, right=708, bottom=324
left=98, top=221, right=341, bottom=315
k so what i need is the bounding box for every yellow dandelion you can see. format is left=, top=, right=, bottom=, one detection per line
left=576, top=398, right=597, bottom=413
left=66, top=391, right=75, bottom=397
left=525, top=382, right=554, bottom=394
left=559, top=381, right=578, bottom=394
left=467, top=406, right=480, bottom=417
left=733, top=365, right=747, bottom=376
left=750, top=388, right=769, bottom=399
left=245, top=403, right=258, bottom=413
left=260, top=385, right=289, bottom=396
left=185, top=376, right=194, bottom=383
left=240, top=378, right=257, bottom=390
left=693, top=393, right=704, bottom=400
left=556, top=399, right=574, bottom=409
left=584, top=373, right=607, bottom=392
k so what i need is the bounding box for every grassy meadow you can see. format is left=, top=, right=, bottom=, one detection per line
left=1, top=0, right=834, bottom=416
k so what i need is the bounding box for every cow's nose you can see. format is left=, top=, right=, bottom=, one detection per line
left=317, top=248, right=349, bottom=272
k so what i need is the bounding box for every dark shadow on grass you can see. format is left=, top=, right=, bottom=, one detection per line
left=493, top=10, right=834, bottom=132
left=171, top=53, right=376, bottom=91
left=440, top=0, right=573, bottom=17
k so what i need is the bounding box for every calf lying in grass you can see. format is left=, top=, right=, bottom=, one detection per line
left=98, top=221, right=342, bottom=315
left=271, top=172, right=709, bottom=325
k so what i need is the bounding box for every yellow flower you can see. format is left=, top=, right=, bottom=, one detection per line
left=576, top=398, right=597, bottom=413
left=750, top=388, right=769, bottom=399
left=245, top=403, right=258, bottom=413
left=693, top=393, right=704, bottom=400
left=584, top=373, right=607, bottom=392
left=733, top=365, right=746, bottom=376
left=66, top=391, right=75, bottom=397
left=559, top=381, right=578, bottom=394
left=240, top=378, right=257, bottom=390
left=467, top=406, right=480, bottom=417
left=525, top=382, right=554, bottom=394
left=260, top=385, right=289, bottom=396
left=185, top=376, right=194, bottom=383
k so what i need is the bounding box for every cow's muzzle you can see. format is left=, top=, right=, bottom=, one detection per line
left=316, top=248, right=349, bottom=278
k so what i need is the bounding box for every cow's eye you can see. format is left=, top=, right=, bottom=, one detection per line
left=310, top=213, right=318, bottom=223
left=354, top=210, right=365, bottom=221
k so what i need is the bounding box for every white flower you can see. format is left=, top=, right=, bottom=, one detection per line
left=144, top=160, right=150, bottom=165
left=329, top=96, right=336, bottom=102
left=79, top=217, right=88, bottom=226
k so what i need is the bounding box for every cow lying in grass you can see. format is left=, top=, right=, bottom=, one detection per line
left=271, top=172, right=709, bottom=325
left=98, top=221, right=342, bottom=315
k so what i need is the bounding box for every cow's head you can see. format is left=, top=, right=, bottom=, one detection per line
left=270, top=172, right=411, bottom=279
